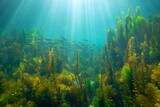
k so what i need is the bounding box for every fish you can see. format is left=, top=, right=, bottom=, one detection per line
left=57, top=39, right=65, bottom=43
left=78, top=42, right=82, bottom=44
left=71, top=40, right=77, bottom=43
left=36, top=38, right=43, bottom=41
left=36, top=41, right=43, bottom=44
left=44, top=38, right=52, bottom=42
left=83, top=39, right=88, bottom=42
left=26, top=42, right=32, bottom=45
left=61, top=37, right=68, bottom=40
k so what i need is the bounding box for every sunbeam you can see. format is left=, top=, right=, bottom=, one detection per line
left=0, top=0, right=160, bottom=46
left=0, top=0, right=160, bottom=106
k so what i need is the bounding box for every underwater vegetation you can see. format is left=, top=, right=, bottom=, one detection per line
left=0, top=6, right=160, bottom=107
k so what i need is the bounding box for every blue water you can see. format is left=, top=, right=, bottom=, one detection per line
left=0, top=0, right=160, bottom=47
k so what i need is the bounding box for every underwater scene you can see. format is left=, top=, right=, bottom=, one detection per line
left=0, top=0, right=160, bottom=107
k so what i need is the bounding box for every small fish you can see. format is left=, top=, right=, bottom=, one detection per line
left=71, top=40, right=77, bottom=43
left=36, top=38, right=43, bottom=41
left=26, top=43, right=32, bottom=45
left=27, top=37, right=32, bottom=39
left=78, top=42, right=82, bottom=44
left=45, top=38, right=52, bottom=41
left=61, top=37, right=68, bottom=40
left=36, top=41, right=42, bottom=44
left=57, top=39, right=65, bottom=43
left=50, top=42, right=56, bottom=45
left=83, top=39, right=88, bottom=42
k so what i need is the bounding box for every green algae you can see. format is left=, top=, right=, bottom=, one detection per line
left=0, top=7, right=160, bottom=107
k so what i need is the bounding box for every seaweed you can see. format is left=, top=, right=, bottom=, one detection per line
left=0, top=6, right=160, bottom=107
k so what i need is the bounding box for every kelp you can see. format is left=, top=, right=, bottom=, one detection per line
left=0, top=6, right=160, bottom=107
left=102, top=6, right=160, bottom=107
